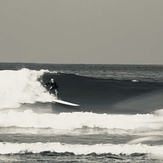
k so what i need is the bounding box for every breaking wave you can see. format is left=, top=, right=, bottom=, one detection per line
left=0, top=68, right=54, bottom=109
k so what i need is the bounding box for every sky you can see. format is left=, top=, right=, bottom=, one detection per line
left=0, top=0, right=163, bottom=64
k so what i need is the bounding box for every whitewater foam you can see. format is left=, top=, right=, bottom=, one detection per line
left=1, top=110, right=163, bottom=133
left=0, top=142, right=163, bottom=155
left=0, top=68, right=54, bottom=109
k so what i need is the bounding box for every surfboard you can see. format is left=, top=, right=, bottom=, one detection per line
left=53, top=99, right=80, bottom=107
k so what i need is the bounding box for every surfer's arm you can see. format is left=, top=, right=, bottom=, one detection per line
left=45, top=82, right=50, bottom=86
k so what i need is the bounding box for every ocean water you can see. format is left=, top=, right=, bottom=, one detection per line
left=0, top=63, right=163, bottom=162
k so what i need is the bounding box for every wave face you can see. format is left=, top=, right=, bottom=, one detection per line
left=42, top=70, right=163, bottom=114
left=0, top=64, right=163, bottom=162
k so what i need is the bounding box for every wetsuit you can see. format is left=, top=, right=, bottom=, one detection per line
left=46, top=81, right=59, bottom=96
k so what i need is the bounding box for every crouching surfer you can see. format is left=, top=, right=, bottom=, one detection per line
left=45, top=78, right=59, bottom=98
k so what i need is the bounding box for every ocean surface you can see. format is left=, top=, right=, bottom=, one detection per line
left=0, top=63, right=163, bottom=162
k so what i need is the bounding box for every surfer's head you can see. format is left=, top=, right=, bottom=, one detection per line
left=50, top=78, right=54, bottom=83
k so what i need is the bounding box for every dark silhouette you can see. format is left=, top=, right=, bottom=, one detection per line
left=45, top=78, right=59, bottom=97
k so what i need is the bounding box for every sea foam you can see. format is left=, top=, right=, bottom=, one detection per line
left=0, top=68, right=54, bottom=109
left=0, top=110, right=163, bottom=133
left=0, top=142, right=163, bottom=155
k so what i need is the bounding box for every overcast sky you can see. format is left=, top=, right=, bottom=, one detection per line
left=0, top=0, right=163, bottom=64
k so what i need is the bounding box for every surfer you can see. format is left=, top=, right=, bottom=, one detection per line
left=45, top=78, right=59, bottom=97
